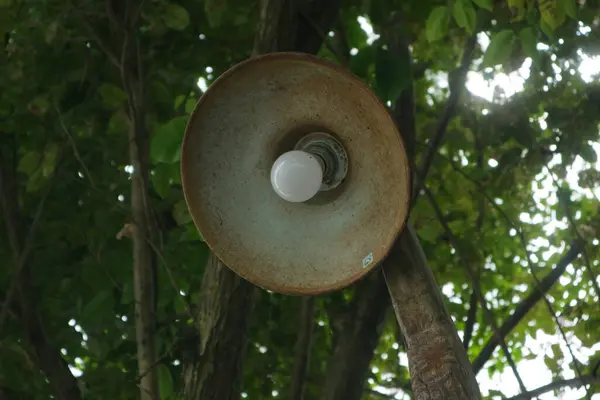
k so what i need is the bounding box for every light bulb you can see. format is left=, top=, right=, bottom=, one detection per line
left=270, top=150, right=323, bottom=202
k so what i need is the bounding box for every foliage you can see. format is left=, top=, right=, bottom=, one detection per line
left=1, top=0, right=599, bottom=399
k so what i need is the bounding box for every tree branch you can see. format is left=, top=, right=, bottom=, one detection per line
left=437, top=149, right=590, bottom=389
left=506, top=375, right=600, bottom=400
left=472, top=238, right=585, bottom=374
left=383, top=225, right=482, bottom=399
left=289, top=297, right=315, bottom=400
left=423, top=185, right=529, bottom=395
left=462, top=289, right=477, bottom=350
left=413, top=34, right=477, bottom=200
left=383, top=41, right=480, bottom=395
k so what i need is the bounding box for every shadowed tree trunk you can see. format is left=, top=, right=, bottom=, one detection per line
left=181, top=0, right=341, bottom=399
left=289, top=297, right=315, bottom=400
left=320, top=272, right=390, bottom=400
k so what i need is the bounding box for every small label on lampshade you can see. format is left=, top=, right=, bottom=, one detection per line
left=362, top=253, right=374, bottom=269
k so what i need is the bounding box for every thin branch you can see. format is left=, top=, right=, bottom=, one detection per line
left=506, top=375, right=600, bottom=400
left=442, top=151, right=587, bottom=396
left=471, top=238, right=584, bottom=373
left=423, top=185, right=529, bottom=396
left=413, top=34, right=477, bottom=199
left=54, top=103, right=96, bottom=189
left=545, top=166, right=600, bottom=305
left=433, top=147, right=590, bottom=375
left=298, top=11, right=346, bottom=64
left=70, top=6, right=121, bottom=68
left=289, top=297, right=315, bottom=400
left=116, top=223, right=194, bottom=321
left=524, top=165, right=595, bottom=399
left=463, top=289, right=478, bottom=350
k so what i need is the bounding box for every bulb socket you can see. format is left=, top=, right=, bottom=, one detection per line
left=294, top=132, right=348, bottom=191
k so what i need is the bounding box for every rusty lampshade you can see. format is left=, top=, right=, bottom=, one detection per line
left=180, top=53, right=411, bottom=295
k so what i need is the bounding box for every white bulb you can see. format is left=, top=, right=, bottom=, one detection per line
left=270, top=150, right=323, bottom=202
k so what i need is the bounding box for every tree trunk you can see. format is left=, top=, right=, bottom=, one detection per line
left=320, top=272, right=390, bottom=400
left=181, top=256, right=257, bottom=400
left=181, top=0, right=341, bottom=399
left=115, top=3, right=160, bottom=398
left=289, top=297, right=315, bottom=400
left=383, top=225, right=481, bottom=399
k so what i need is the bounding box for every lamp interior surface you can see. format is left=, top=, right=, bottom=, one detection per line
left=181, top=53, right=411, bottom=295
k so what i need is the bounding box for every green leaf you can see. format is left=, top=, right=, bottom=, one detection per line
left=157, top=364, right=174, bottom=399
left=508, top=0, right=526, bottom=21
left=28, top=96, right=50, bottom=115
left=349, top=46, right=376, bottom=79
left=98, top=84, right=127, bottom=108
left=81, top=291, right=111, bottom=319
left=560, top=0, right=577, bottom=19
left=519, top=27, right=538, bottom=63
left=108, top=111, right=129, bottom=134
left=45, top=21, right=59, bottom=44
left=180, top=223, right=204, bottom=242
left=42, top=143, right=60, bottom=177
left=453, top=0, right=477, bottom=34
left=204, top=0, right=227, bottom=28
left=539, top=0, right=566, bottom=30
left=18, top=151, right=41, bottom=176
left=418, top=224, right=441, bottom=243
left=482, top=30, right=516, bottom=67
left=26, top=169, right=45, bottom=193
left=540, top=19, right=555, bottom=40
left=511, top=127, right=534, bottom=148
left=163, top=4, right=190, bottom=31
left=345, top=19, right=369, bottom=49
left=0, top=0, right=12, bottom=6
left=150, top=116, right=188, bottom=164
left=174, top=95, right=186, bottom=110
left=173, top=200, right=193, bottom=226
left=151, top=164, right=171, bottom=198
left=426, top=6, right=450, bottom=42
left=580, top=143, right=597, bottom=163
left=374, top=47, right=411, bottom=103
left=472, top=0, right=493, bottom=11
left=185, top=97, right=197, bottom=114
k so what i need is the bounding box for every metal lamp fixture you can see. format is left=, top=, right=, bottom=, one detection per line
left=181, top=52, right=411, bottom=295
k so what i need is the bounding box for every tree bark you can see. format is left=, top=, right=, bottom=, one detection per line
left=383, top=225, right=482, bottom=400
left=182, top=1, right=341, bottom=399
left=181, top=256, right=257, bottom=400
left=111, top=2, right=160, bottom=398
left=320, top=272, right=390, bottom=400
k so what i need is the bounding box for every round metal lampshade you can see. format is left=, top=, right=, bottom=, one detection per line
left=181, top=52, right=411, bottom=295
